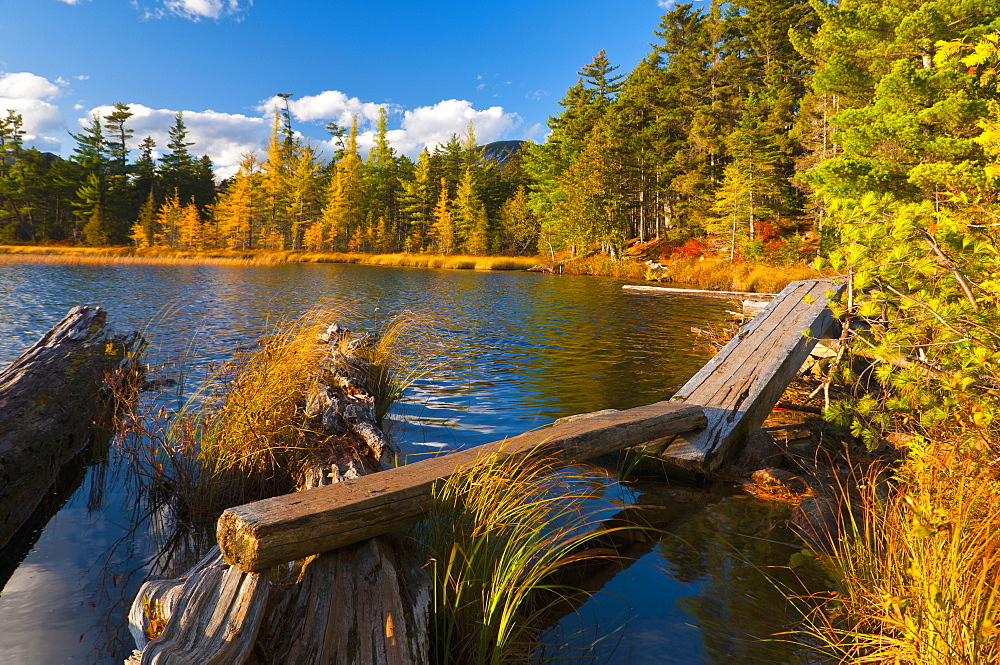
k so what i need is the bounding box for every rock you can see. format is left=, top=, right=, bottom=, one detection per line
left=791, top=496, right=841, bottom=554
left=751, top=467, right=810, bottom=494
left=738, top=429, right=786, bottom=469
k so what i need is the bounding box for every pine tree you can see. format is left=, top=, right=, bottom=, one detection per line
left=365, top=108, right=402, bottom=250
left=799, top=0, right=1000, bottom=205
left=710, top=105, right=786, bottom=252
left=399, top=148, right=435, bottom=251
left=130, top=191, right=157, bottom=248
left=552, top=128, right=626, bottom=256
left=453, top=168, right=489, bottom=253
left=287, top=142, right=320, bottom=250
left=155, top=189, right=185, bottom=247
left=69, top=114, right=110, bottom=241
left=159, top=112, right=197, bottom=199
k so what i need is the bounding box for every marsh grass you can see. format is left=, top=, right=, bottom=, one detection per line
left=418, top=450, right=629, bottom=665
left=0, top=245, right=540, bottom=271
left=124, top=308, right=439, bottom=539
left=651, top=257, right=820, bottom=293
left=795, top=445, right=1000, bottom=664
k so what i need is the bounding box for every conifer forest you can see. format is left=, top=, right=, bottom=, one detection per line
left=2, top=0, right=998, bottom=264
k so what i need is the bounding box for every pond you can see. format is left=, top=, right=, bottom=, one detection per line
left=0, top=261, right=815, bottom=663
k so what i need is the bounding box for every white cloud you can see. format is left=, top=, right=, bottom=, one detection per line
left=0, top=73, right=66, bottom=148
left=657, top=0, right=676, bottom=8
left=0, top=98, right=65, bottom=147
left=353, top=99, right=521, bottom=157
left=0, top=72, right=61, bottom=100
left=86, top=103, right=268, bottom=179
left=55, top=0, right=86, bottom=4
left=258, top=91, right=387, bottom=128
left=143, top=0, right=251, bottom=21
left=260, top=91, right=522, bottom=159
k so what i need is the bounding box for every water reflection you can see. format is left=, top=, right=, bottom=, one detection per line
left=0, top=261, right=810, bottom=664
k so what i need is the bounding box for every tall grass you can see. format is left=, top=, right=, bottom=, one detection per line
left=124, top=308, right=436, bottom=539
left=651, top=257, right=820, bottom=293
left=0, top=245, right=540, bottom=271
left=418, top=450, right=626, bottom=665
left=798, top=444, right=1000, bottom=664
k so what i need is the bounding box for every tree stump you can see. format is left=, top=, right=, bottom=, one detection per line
left=0, top=305, right=145, bottom=549
left=127, top=323, right=428, bottom=665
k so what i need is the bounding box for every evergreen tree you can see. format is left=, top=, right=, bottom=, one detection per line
left=799, top=0, right=1000, bottom=205
left=365, top=108, right=402, bottom=249
left=399, top=148, right=435, bottom=251
left=69, top=114, right=110, bottom=242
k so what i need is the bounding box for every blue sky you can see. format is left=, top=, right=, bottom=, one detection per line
left=0, top=0, right=670, bottom=176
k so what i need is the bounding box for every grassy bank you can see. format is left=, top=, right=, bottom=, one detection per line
left=560, top=252, right=821, bottom=293
left=0, top=243, right=821, bottom=293
left=0, top=245, right=541, bottom=271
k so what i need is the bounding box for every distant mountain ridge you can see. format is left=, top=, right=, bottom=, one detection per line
left=480, top=140, right=527, bottom=165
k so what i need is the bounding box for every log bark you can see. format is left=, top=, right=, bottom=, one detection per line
left=217, top=401, right=706, bottom=573
left=0, top=305, right=145, bottom=549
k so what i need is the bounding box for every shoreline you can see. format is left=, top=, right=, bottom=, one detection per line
left=0, top=245, right=822, bottom=294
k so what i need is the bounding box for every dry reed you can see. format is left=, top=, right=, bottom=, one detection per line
left=0, top=245, right=540, bottom=271
left=418, top=448, right=627, bottom=665
left=796, top=445, right=1000, bottom=664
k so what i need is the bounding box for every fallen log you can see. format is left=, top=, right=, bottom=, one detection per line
left=217, top=401, right=706, bottom=573
left=623, top=284, right=779, bottom=299
left=0, top=305, right=144, bottom=549
left=647, top=278, right=845, bottom=472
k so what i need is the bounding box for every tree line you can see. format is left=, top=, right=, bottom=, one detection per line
left=2, top=0, right=999, bottom=260
left=525, top=0, right=1000, bottom=260
left=0, top=102, right=536, bottom=255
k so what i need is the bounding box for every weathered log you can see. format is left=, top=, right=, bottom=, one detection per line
left=0, top=305, right=144, bottom=549
left=217, top=401, right=707, bottom=573
left=125, top=548, right=270, bottom=665
left=646, top=278, right=845, bottom=472
left=249, top=536, right=430, bottom=665
left=623, top=284, right=779, bottom=299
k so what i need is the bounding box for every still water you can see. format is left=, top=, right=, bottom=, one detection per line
left=0, top=261, right=811, bottom=664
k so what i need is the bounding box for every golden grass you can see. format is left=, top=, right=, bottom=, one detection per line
left=0, top=245, right=541, bottom=271
left=418, top=450, right=625, bottom=665
left=124, top=308, right=439, bottom=536
left=798, top=446, right=1000, bottom=664
left=652, top=256, right=821, bottom=293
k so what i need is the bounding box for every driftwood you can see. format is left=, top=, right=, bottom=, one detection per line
left=127, top=324, right=428, bottom=665
left=0, top=305, right=144, bottom=549
left=217, top=401, right=707, bottom=573
left=645, top=278, right=845, bottom=472
left=623, top=284, right=779, bottom=299
left=126, top=548, right=269, bottom=664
